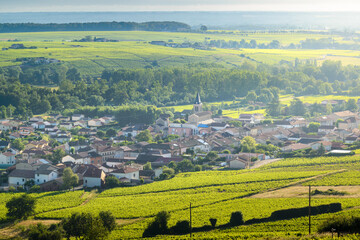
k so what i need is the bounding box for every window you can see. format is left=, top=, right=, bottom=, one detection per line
left=44, top=180, right=46, bottom=183
left=133, top=173, right=135, bottom=177
left=37, top=179, right=39, bottom=182
left=22, top=179, right=24, bottom=182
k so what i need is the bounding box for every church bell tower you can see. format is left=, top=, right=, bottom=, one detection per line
left=193, top=92, right=203, bottom=113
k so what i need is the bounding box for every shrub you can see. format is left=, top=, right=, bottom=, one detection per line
left=318, top=215, right=360, bottom=234
left=61, top=211, right=115, bottom=240
left=230, top=211, right=244, bottom=226
left=29, top=185, right=40, bottom=193
left=143, top=211, right=170, bottom=237
left=27, top=223, right=63, bottom=240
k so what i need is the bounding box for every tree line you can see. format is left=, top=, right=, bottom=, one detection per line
left=0, top=21, right=191, bottom=33
left=2, top=60, right=360, bottom=121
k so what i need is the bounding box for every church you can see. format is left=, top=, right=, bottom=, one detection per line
left=188, top=93, right=212, bottom=125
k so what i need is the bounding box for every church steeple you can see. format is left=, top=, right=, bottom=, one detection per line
left=193, top=92, right=203, bottom=113
left=194, top=92, right=202, bottom=105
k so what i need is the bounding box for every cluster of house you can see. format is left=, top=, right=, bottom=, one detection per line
left=1, top=94, right=359, bottom=191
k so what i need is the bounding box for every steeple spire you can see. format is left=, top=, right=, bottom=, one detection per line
left=194, top=92, right=202, bottom=104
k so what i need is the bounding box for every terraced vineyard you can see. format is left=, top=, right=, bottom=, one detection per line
left=1, top=155, right=360, bottom=239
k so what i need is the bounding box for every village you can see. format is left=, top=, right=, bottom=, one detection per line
left=0, top=93, right=358, bottom=192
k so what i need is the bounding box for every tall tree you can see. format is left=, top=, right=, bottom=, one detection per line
left=62, top=167, right=79, bottom=190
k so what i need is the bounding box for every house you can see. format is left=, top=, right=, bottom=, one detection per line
left=88, top=119, right=103, bottom=128
left=83, top=166, right=106, bottom=188
left=345, top=136, right=358, bottom=144
left=88, top=152, right=102, bottom=165
left=330, top=111, right=356, bottom=121
left=34, top=164, right=59, bottom=184
left=111, top=166, right=140, bottom=180
left=22, top=149, right=47, bottom=161
left=71, top=114, right=85, bottom=121
left=59, top=122, right=73, bottom=130
left=154, top=114, right=170, bottom=133
left=315, top=116, right=336, bottom=126
left=8, top=169, right=35, bottom=187
left=29, top=117, right=44, bottom=122
left=274, top=120, right=293, bottom=129
left=168, top=123, right=198, bottom=137
left=78, top=128, right=97, bottom=136
left=0, top=121, right=13, bottom=131
left=318, top=125, right=336, bottom=134
left=188, top=111, right=213, bottom=125
left=53, top=131, right=71, bottom=143
left=180, top=138, right=211, bottom=153
left=0, top=152, right=16, bottom=165
left=31, top=122, right=46, bottom=130
left=281, top=143, right=311, bottom=152
left=310, top=141, right=332, bottom=151
left=228, top=159, right=247, bottom=169
left=238, top=114, right=264, bottom=124
left=121, top=124, right=149, bottom=137
left=338, top=117, right=360, bottom=130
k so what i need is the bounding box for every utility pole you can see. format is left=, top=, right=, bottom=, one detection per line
left=309, top=185, right=311, bottom=235
left=190, top=202, right=192, bottom=239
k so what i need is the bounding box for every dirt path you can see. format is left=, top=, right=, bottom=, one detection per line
left=250, top=158, right=283, bottom=169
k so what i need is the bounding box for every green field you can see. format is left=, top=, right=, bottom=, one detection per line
left=2, top=31, right=360, bottom=76
left=1, top=155, right=360, bottom=239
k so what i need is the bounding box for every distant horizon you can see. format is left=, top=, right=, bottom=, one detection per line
left=1, top=11, right=359, bottom=29
left=2, top=10, right=360, bottom=13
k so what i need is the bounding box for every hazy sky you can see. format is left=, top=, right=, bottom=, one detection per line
left=2, top=0, right=360, bottom=12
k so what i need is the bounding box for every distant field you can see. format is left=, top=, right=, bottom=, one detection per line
left=0, top=31, right=334, bottom=44
left=2, top=31, right=360, bottom=75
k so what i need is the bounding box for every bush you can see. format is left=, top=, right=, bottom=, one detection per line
left=142, top=211, right=170, bottom=237
left=62, top=211, right=116, bottom=240
left=169, top=220, right=190, bottom=234
left=27, top=223, right=63, bottom=240
left=318, top=215, right=360, bottom=234
left=229, top=211, right=244, bottom=226
left=29, top=185, right=40, bottom=193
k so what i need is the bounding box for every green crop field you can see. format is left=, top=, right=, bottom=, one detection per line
left=2, top=31, right=360, bottom=76
left=1, top=155, right=360, bottom=239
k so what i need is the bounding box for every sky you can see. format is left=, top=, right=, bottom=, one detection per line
left=1, top=0, right=360, bottom=12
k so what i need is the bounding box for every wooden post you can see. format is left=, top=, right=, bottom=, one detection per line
left=309, top=185, right=311, bottom=235
left=190, top=202, right=192, bottom=239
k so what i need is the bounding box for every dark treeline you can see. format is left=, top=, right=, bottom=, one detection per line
left=0, top=21, right=191, bottom=33
left=2, top=60, right=360, bottom=120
